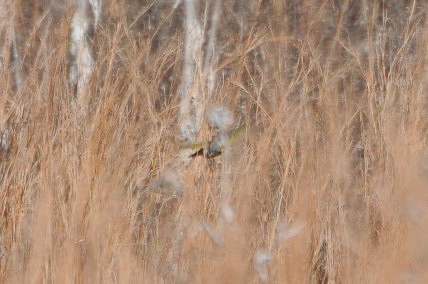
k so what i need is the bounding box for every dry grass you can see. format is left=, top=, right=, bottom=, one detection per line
left=1, top=0, right=428, bottom=283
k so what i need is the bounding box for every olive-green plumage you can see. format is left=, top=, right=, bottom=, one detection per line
left=179, top=125, right=246, bottom=158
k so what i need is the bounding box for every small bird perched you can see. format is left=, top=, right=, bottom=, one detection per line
left=154, top=106, right=243, bottom=194
left=179, top=125, right=246, bottom=158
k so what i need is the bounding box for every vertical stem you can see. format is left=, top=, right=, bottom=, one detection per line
left=203, top=0, right=221, bottom=98
left=89, top=0, right=101, bottom=27
left=70, top=0, right=95, bottom=107
left=178, top=0, right=203, bottom=143
left=12, top=27, right=22, bottom=88
left=220, top=133, right=233, bottom=223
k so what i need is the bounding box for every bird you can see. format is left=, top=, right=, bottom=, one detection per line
left=179, top=125, right=246, bottom=158
left=153, top=125, right=247, bottom=194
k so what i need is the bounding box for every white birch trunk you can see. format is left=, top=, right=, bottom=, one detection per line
left=89, top=0, right=101, bottom=27
left=203, top=0, right=221, bottom=97
left=178, top=0, right=203, bottom=143
left=0, top=1, right=23, bottom=89
left=70, top=0, right=95, bottom=106
left=12, top=27, right=22, bottom=88
left=0, top=0, right=11, bottom=64
left=0, top=1, right=16, bottom=150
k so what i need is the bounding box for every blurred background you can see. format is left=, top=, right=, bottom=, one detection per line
left=1, top=0, right=428, bottom=283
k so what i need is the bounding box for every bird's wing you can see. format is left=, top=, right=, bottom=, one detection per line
left=227, top=124, right=246, bottom=143
left=178, top=125, right=247, bottom=157
left=178, top=140, right=208, bottom=155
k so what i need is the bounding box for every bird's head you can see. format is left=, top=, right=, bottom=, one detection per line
left=207, top=133, right=228, bottom=158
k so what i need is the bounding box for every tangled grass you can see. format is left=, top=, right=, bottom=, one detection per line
left=1, top=0, right=428, bottom=283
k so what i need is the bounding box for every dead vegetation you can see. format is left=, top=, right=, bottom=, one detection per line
left=1, top=0, right=428, bottom=283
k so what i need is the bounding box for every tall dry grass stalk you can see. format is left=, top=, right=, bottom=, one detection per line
left=1, top=0, right=428, bottom=283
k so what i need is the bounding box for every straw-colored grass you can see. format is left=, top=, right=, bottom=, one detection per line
left=1, top=1, right=428, bottom=283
